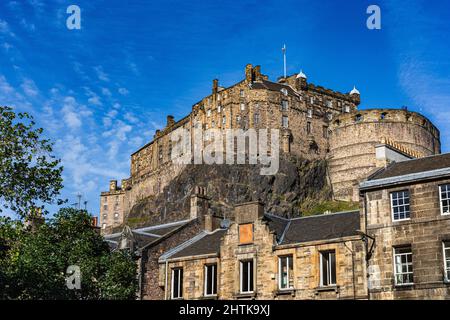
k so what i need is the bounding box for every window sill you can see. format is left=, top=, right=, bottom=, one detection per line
left=234, top=292, right=256, bottom=299
left=274, top=289, right=296, bottom=297
left=199, top=295, right=218, bottom=300
left=394, top=283, right=414, bottom=291
left=315, top=285, right=340, bottom=294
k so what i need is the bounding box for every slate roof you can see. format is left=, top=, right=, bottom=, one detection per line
left=168, top=229, right=227, bottom=260
left=368, top=153, right=450, bottom=180
left=160, top=210, right=360, bottom=260
left=251, top=80, right=298, bottom=95
left=104, top=219, right=191, bottom=251
left=279, top=211, right=360, bottom=245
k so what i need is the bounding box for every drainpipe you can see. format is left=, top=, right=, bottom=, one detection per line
left=165, top=260, right=169, bottom=300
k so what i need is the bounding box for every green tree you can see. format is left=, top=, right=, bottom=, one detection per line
left=0, top=105, right=64, bottom=218
left=0, top=208, right=137, bottom=300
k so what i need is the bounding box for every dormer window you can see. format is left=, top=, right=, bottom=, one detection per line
left=281, top=88, right=288, bottom=96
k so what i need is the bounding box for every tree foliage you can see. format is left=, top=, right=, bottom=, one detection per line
left=0, top=105, right=64, bottom=218
left=0, top=208, right=137, bottom=300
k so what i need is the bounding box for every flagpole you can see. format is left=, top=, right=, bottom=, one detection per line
left=282, top=44, right=287, bottom=78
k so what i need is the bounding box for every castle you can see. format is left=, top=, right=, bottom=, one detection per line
left=100, top=63, right=440, bottom=233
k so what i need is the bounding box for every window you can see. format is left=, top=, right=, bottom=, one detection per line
left=281, top=100, right=288, bottom=111
left=254, top=103, right=259, bottom=109
left=114, top=212, right=119, bottom=219
left=102, top=223, right=106, bottom=229
left=326, top=100, right=332, bottom=108
left=211, top=121, right=215, bottom=128
left=240, top=103, right=246, bottom=111
left=279, top=256, right=294, bottom=290
left=217, top=105, right=221, bottom=113
left=320, top=251, right=336, bottom=286
left=254, top=113, right=260, bottom=125
left=390, top=191, right=410, bottom=221
left=240, top=260, right=254, bottom=293
left=323, top=126, right=329, bottom=139
left=343, top=105, right=350, bottom=113
left=171, top=268, right=183, bottom=299
left=236, top=115, right=241, bottom=123
left=310, top=97, right=314, bottom=105
left=103, top=205, right=107, bottom=211
left=439, top=184, right=450, bottom=215
left=222, top=115, right=226, bottom=125
left=103, top=197, right=107, bottom=203
left=282, top=116, right=289, bottom=128
left=355, top=114, right=363, bottom=122
left=306, top=121, right=312, bottom=134
left=307, top=109, right=313, bottom=118
left=204, top=264, right=217, bottom=296
left=394, top=247, right=413, bottom=285
left=207, top=109, right=211, bottom=117
left=443, top=242, right=450, bottom=281
left=281, top=88, right=288, bottom=96
left=240, top=89, right=245, bottom=97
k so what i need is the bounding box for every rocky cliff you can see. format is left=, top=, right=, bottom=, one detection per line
left=124, top=155, right=341, bottom=229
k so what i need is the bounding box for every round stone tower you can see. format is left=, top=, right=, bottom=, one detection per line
left=328, top=108, right=441, bottom=201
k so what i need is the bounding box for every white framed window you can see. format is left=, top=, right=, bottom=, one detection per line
left=394, top=247, right=413, bottom=286
left=343, top=105, right=350, bottom=113
left=282, top=116, right=289, bottom=128
left=281, top=100, right=288, bottom=111
left=207, top=109, right=211, bottom=117
left=240, top=89, right=245, bottom=97
left=320, top=251, right=336, bottom=287
left=217, top=105, right=222, bottom=113
left=443, top=242, right=450, bottom=281
left=240, top=260, right=254, bottom=293
left=204, top=264, right=217, bottom=296
left=310, top=97, right=314, bottom=105
left=240, top=103, right=246, bottom=111
left=102, top=223, right=106, bottom=229
left=439, top=184, right=450, bottom=215
left=281, top=88, right=288, bottom=96
left=222, top=115, right=226, bottom=125
left=171, top=268, right=183, bottom=299
left=254, top=113, right=260, bottom=125
left=307, top=109, right=313, bottom=118
left=390, top=191, right=410, bottom=221
left=278, top=256, right=294, bottom=290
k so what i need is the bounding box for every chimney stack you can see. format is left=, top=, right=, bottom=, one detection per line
left=245, top=64, right=253, bottom=83
left=166, top=115, right=175, bottom=127
left=234, top=201, right=264, bottom=224
left=109, top=180, right=118, bottom=192
left=190, top=186, right=209, bottom=220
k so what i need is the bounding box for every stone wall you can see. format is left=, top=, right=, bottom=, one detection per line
left=363, top=178, right=450, bottom=299
left=329, top=109, right=441, bottom=201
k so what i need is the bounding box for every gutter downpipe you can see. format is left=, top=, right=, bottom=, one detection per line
left=165, top=260, right=169, bottom=300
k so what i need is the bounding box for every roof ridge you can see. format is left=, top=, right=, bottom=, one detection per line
left=289, top=210, right=360, bottom=221
left=159, top=231, right=207, bottom=262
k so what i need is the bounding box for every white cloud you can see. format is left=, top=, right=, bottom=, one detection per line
left=94, top=66, right=109, bottom=82
left=101, top=87, right=112, bottom=97
left=0, top=19, right=15, bottom=38
left=21, top=78, right=39, bottom=97
left=118, top=87, right=129, bottom=95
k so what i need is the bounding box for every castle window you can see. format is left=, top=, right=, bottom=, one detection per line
left=355, top=114, right=363, bottom=122
left=343, top=105, right=350, bottom=113
left=320, top=250, right=336, bottom=287
left=217, top=105, right=221, bottom=113
left=254, top=103, right=259, bottom=109
left=307, top=109, right=313, bottom=118
left=171, top=268, right=183, bottom=299
left=103, top=205, right=107, bottom=211
left=380, top=112, right=387, bottom=120
left=394, top=247, right=413, bottom=286
left=102, top=213, right=107, bottom=219
left=103, top=197, right=107, bottom=203
left=240, top=103, right=246, bottom=111
left=240, top=89, right=245, bottom=97
left=390, top=191, right=410, bottom=221
left=443, top=242, right=450, bottom=281
left=207, top=109, right=211, bottom=117
left=114, top=212, right=119, bottom=219
left=281, top=88, right=288, bottom=96
left=323, top=126, right=329, bottom=138
left=306, top=121, right=312, bottom=134
left=281, top=100, right=289, bottom=111
left=240, top=260, right=254, bottom=293
left=310, top=97, right=314, bottom=105
left=102, top=223, right=106, bottom=229
left=278, top=255, right=294, bottom=290
left=254, top=113, right=260, bottom=125
left=236, top=115, right=241, bottom=123
left=337, top=101, right=342, bottom=107
left=439, top=184, right=450, bottom=215
left=211, top=121, right=215, bottom=128
left=326, top=100, right=332, bottom=108
left=204, top=264, right=217, bottom=296
left=158, top=145, right=163, bottom=160
left=282, top=116, right=289, bottom=128
left=222, top=115, right=226, bottom=125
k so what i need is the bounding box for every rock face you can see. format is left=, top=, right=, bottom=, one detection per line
left=126, top=155, right=331, bottom=229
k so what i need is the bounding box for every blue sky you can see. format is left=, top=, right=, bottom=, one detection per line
left=1, top=0, right=449, bottom=217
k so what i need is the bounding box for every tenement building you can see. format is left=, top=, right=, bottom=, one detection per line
left=100, top=63, right=440, bottom=233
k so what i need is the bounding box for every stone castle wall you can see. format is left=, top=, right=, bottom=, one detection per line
left=329, top=109, right=441, bottom=201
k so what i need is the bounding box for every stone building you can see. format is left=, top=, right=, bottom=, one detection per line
left=359, top=153, right=450, bottom=299
left=99, top=63, right=440, bottom=231
left=158, top=202, right=367, bottom=300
